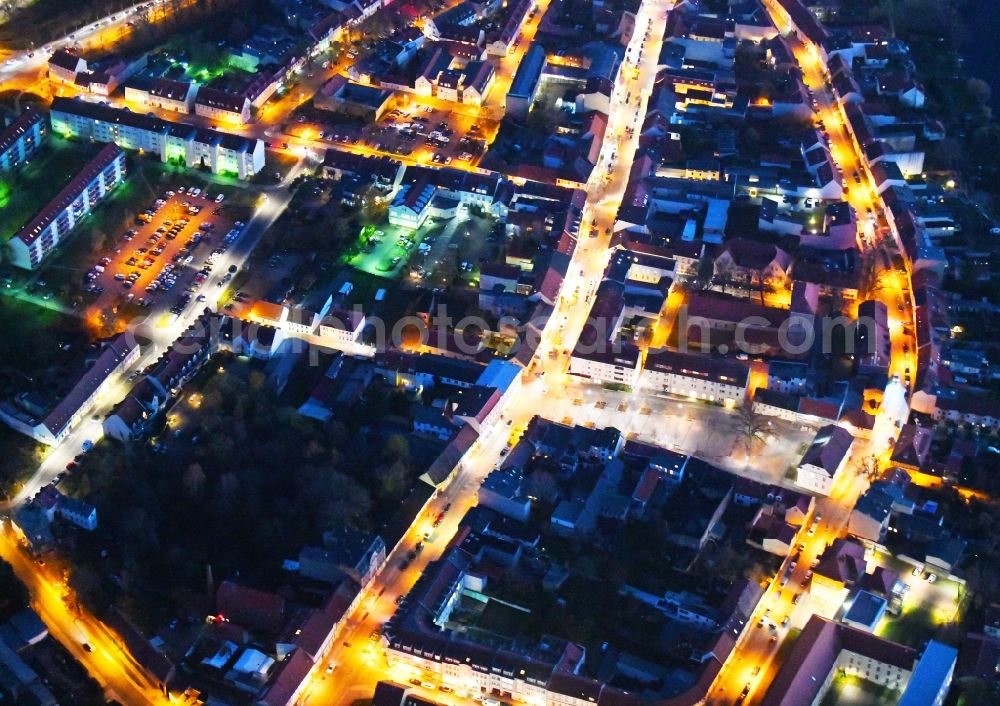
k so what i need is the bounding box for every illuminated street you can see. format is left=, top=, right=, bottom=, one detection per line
left=0, top=523, right=173, bottom=706
left=298, top=0, right=679, bottom=702
left=704, top=4, right=920, bottom=703
left=0, top=0, right=985, bottom=700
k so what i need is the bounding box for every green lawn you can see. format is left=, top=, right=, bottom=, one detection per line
left=876, top=604, right=936, bottom=647
left=819, top=674, right=901, bottom=706
left=0, top=137, right=101, bottom=243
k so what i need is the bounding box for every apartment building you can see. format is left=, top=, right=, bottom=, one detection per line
left=9, top=143, right=126, bottom=270
left=194, top=87, right=252, bottom=124
left=0, top=333, right=139, bottom=445
left=641, top=349, right=750, bottom=406
left=125, top=78, right=199, bottom=114
left=50, top=97, right=265, bottom=179
left=0, top=108, right=46, bottom=171
left=568, top=345, right=643, bottom=388
left=795, top=424, right=854, bottom=495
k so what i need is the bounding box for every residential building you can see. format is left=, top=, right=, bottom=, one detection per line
left=848, top=486, right=894, bottom=542
left=713, top=238, right=792, bottom=288
left=641, top=348, right=750, bottom=406
left=57, top=495, right=98, bottom=531
left=300, top=526, right=386, bottom=588
left=216, top=581, right=286, bottom=634
left=767, top=360, right=809, bottom=394
left=103, top=313, right=220, bottom=441
left=856, top=299, right=891, bottom=378
left=138, top=78, right=199, bottom=113
left=0, top=333, right=139, bottom=445
left=811, top=537, right=866, bottom=610
left=478, top=467, right=532, bottom=522
left=318, top=308, right=366, bottom=344
left=195, top=87, right=252, bottom=124
left=48, top=50, right=86, bottom=83
left=568, top=344, right=642, bottom=388
left=50, top=97, right=265, bottom=180
left=8, top=143, right=126, bottom=270
left=795, top=424, right=854, bottom=495
left=933, top=392, right=1000, bottom=434
left=0, top=108, right=46, bottom=171
left=762, top=616, right=928, bottom=706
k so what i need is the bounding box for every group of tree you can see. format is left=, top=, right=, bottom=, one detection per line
left=64, top=358, right=419, bottom=626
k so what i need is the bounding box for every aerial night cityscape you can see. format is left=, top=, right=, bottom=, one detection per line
left=0, top=0, right=998, bottom=703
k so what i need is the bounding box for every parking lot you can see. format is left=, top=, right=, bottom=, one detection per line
left=83, top=187, right=242, bottom=325
left=348, top=212, right=497, bottom=285
left=289, top=101, right=493, bottom=168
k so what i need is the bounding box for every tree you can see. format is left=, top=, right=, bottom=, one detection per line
left=737, top=400, right=766, bottom=457
left=359, top=184, right=387, bottom=224
left=381, top=434, right=411, bottom=464
left=967, top=78, right=992, bottom=107
left=183, top=463, right=206, bottom=499
left=0, top=559, right=27, bottom=619
left=375, top=459, right=410, bottom=499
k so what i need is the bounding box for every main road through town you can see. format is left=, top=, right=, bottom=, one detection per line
left=703, top=4, right=918, bottom=704
left=0, top=521, right=177, bottom=706
left=299, top=0, right=677, bottom=703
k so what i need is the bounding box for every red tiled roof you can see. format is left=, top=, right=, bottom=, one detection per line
left=0, top=108, right=43, bottom=156
left=294, top=609, right=336, bottom=660
left=258, top=649, right=314, bottom=706
left=762, top=615, right=916, bottom=706
left=216, top=581, right=286, bottom=633
left=632, top=468, right=659, bottom=503
left=16, top=144, right=123, bottom=247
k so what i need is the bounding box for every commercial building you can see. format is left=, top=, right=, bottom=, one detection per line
left=8, top=143, right=126, bottom=270
left=50, top=97, right=265, bottom=180
left=0, top=108, right=46, bottom=171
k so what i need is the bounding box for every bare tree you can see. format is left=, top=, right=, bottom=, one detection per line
left=737, top=399, right=766, bottom=456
